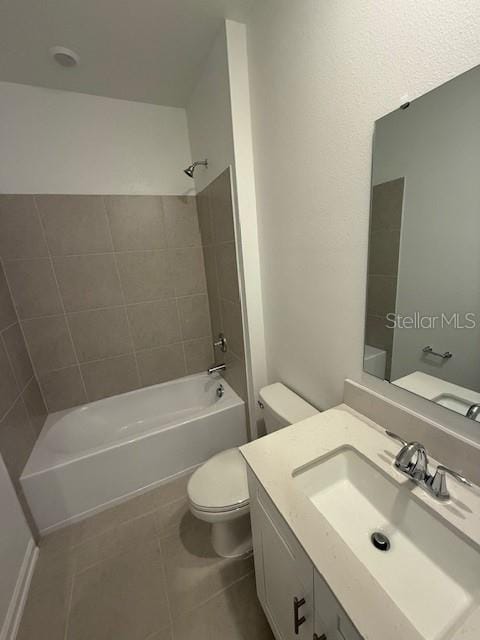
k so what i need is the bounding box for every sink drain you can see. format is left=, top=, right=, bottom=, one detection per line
left=371, top=531, right=390, bottom=551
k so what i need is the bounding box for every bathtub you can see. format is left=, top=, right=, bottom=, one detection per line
left=21, top=373, right=246, bottom=533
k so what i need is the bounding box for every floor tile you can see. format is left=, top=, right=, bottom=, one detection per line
left=146, top=629, right=173, bottom=640
left=67, top=542, right=170, bottom=640
left=18, top=470, right=271, bottom=640
left=39, top=520, right=84, bottom=554
left=162, top=517, right=254, bottom=618
left=154, top=497, right=193, bottom=539
left=75, top=512, right=158, bottom=572
left=77, top=473, right=194, bottom=543
left=29, top=544, right=77, bottom=594
left=17, top=579, right=71, bottom=640
left=172, top=574, right=274, bottom=640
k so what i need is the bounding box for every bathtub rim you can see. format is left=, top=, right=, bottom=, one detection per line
left=22, top=372, right=244, bottom=479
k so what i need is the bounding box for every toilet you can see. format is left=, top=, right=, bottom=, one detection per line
left=187, top=383, right=318, bottom=558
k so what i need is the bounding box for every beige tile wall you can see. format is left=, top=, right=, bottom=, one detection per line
left=365, top=177, right=404, bottom=379
left=197, top=170, right=248, bottom=403
left=0, top=260, right=46, bottom=535
left=0, top=194, right=213, bottom=414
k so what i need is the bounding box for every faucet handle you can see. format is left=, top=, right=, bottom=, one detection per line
left=385, top=430, right=407, bottom=446
left=427, top=465, right=472, bottom=500
left=213, top=333, right=227, bottom=353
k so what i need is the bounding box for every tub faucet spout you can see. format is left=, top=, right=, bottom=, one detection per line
left=207, top=363, right=226, bottom=375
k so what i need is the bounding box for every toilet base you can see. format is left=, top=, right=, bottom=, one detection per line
left=211, top=512, right=252, bottom=558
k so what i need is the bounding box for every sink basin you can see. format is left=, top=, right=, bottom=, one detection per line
left=292, top=447, right=480, bottom=639
left=433, top=393, right=480, bottom=420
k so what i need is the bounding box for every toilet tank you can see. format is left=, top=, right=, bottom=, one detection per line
left=259, top=383, right=318, bottom=433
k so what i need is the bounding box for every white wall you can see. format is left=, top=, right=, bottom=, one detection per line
left=186, top=28, right=235, bottom=192
left=373, top=66, right=480, bottom=390
left=0, top=82, right=193, bottom=195
left=186, top=23, right=267, bottom=435
left=247, top=0, right=480, bottom=414
left=0, top=456, right=34, bottom=639
left=225, top=21, right=268, bottom=431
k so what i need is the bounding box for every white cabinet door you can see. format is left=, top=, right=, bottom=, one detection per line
left=314, top=571, right=363, bottom=640
left=249, top=472, right=313, bottom=640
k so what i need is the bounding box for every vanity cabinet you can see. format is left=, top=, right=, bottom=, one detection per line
left=248, top=470, right=362, bottom=640
left=314, top=572, right=362, bottom=640
left=249, top=472, right=314, bottom=639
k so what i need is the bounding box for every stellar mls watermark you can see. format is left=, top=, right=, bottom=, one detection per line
left=386, top=312, right=477, bottom=329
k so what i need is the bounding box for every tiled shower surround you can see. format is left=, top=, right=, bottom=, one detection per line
left=0, top=168, right=247, bottom=420
left=0, top=261, right=46, bottom=533
left=365, top=177, right=404, bottom=379
left=0, top=168, right=248, bottom=530
left=0, top=193, right=214, bottom=413
left=197, top=170, right=247, bottom=403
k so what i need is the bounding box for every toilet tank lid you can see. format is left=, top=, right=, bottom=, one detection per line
left=259, top=383, right=318, bottom=424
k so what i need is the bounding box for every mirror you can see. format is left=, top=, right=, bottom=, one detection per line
left=364, top=64, right=480, bottom=422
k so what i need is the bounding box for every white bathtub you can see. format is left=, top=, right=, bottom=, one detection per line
left=21, top=373, right=246, bottom=533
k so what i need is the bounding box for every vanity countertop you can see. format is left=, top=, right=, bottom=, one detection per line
left=240, top=404, right=480, bottom=640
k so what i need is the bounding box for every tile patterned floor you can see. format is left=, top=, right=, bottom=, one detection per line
left=17, top=473, right=274, bottom=640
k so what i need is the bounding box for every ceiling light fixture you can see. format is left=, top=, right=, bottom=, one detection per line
left=50, top=46, right=80, bottom=67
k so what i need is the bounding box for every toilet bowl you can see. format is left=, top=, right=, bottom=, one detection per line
left=187, top=383, right=318, bottom=558
left=187, top=448, right=251, bottom=558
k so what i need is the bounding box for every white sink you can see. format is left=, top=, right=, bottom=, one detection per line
left=293, top=447, right=480, bottom=640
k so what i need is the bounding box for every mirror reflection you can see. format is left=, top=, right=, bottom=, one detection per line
left=365, top=64, right=480, bottom=420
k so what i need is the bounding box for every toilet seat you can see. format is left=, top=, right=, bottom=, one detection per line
left=187, top=448, right=249, bottom=513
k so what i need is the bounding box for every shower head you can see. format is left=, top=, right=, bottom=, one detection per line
left=184, top=159, right=208, bottom=178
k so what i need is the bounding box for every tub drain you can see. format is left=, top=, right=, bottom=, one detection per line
left=371, top=531, right=390, bottom=551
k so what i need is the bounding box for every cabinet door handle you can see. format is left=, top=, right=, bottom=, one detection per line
left=313, top=635, right=327, bottom=640
left=293, top=597, right=306, bottom=634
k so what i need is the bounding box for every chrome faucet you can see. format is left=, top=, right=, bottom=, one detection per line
left=207, top=363, right=226, bottom=375
left=466, top=404, right=480, bottom=420
left=386, top=431, right=472, bottom=500
left=386, top=431, right=429, bottom=481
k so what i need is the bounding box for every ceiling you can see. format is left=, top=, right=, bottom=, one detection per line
left=0, top=0, right=252, bottom=107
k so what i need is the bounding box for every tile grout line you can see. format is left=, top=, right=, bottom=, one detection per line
left=33, top=196, right=89, bottom=406
left=0, top=339, right=36, bottom=425
left=0, top=258, right=38, bottom=384
left=30, top=475, right=262, bottom=640
left=70, top=498, right=189, bottom=577
left=0, top=325, right=23, bottom=395
left=104, top=192, right=209, bottom=383
left=63, top=569, right=77, bottom=640
left=168, top=569, right=256, bottom=627
left=198, top=188, right=217, bottom=364
left=156, top=537, right=175, bottom=635
left=193, top=188, right=214, bottom=352
left=52, top=481, right=192, bottom=579
left=4, top=195, right=213, bottom=415
left=5, top=290, right=211, bottom=324
left=0, top=319, right=21, bottom=335
left=174, top=297, right=188, bottom=376
left=101, top=196, right=142, bottom=390
left=0, top=256, right=41, bottom=438
left=0, top=376, right=37, bottom=426
left=205, top=185, right=226, bottom=342
left=1, top=245, right=206, bottom=261
left=180, top=341, right=189, bottom=377
left=18, top=334, right=214, bottom=377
